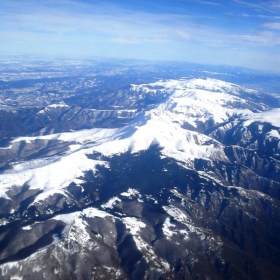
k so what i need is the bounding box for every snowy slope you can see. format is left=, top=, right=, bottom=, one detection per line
left=0, top=78, right=279, bottom=203
left=243, top=108, right=280, bottom=127
left=137, top=78, right=267, bottom=127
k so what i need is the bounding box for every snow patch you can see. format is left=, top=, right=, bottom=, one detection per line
left=268, top=129, right=280, bottom=138
left=22, top=225, right=32, bottom=231
left=163, top=205, right=191, bottom=225
left=122, top=217, right=146, bottom=235
left=83, top=207, right=113, bottom=219
left=120, top=188, right=140, bottom=198
left=101, top=197, right=122, bottom=209
left=162, top=218, right=175, bottom=239
left=244, top=108, right=280, bottom=127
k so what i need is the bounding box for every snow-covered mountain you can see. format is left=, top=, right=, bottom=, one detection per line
left=0, top=77, right=280, bottom=279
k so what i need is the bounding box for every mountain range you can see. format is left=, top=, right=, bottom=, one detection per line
left=0, top=61, right=280, bottom=280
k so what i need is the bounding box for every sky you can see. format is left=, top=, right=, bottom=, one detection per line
left=1, top=0, right=280, bottom=72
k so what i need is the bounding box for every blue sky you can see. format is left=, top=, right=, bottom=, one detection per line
left=1, top=0, right=280, bottom=72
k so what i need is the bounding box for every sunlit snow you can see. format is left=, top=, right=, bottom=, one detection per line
left=0, top=78, right=279, bottom=203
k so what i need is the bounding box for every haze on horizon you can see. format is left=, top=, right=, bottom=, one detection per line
left=1, top=0, right=280, bottom=73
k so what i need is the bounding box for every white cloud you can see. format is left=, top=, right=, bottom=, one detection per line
left=195, top=0, right=221, bottom=6
left=112, top=37, right=171, bottom=44
left=262, top=22, right=280, bottom=29
left=271, top=0, right=280, bottom=9
left=230, top=31, right=280, bottom=45
left=233, top=0, right=278, bottom=14
left=177, top=31, right=190, bottom=40
left=1, top=0, right=280, bottom=72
